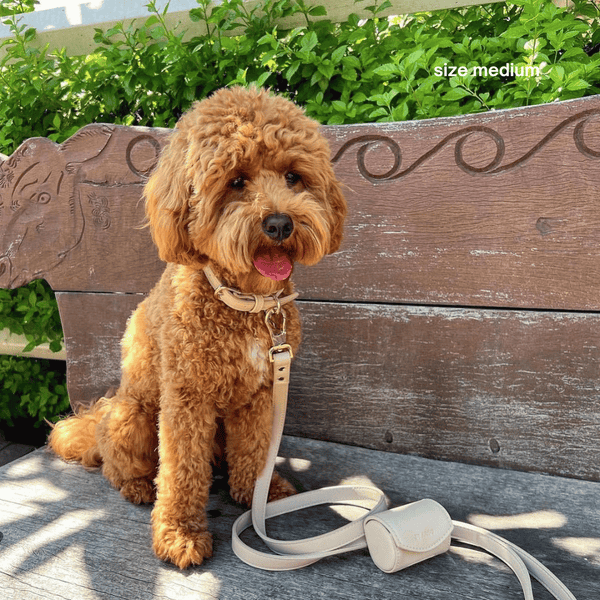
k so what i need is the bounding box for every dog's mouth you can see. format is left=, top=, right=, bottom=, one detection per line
left=252, top=247, right=293, bottom=281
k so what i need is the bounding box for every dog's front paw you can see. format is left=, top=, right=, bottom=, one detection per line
left=120, top=477, right=156, bottom=504
left=230, top=471, right=297, bottom=506
left=152, top=523, right=213, bottom=569
left=268, top=471, right=297, bottom=501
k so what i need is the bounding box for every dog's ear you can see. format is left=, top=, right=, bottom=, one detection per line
left=144, top=132, right=208, bottom=267
left=326, top=177, right=348, bottom=255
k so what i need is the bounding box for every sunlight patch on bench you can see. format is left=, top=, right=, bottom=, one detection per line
left=468, top=510, right=567, bottom=530
left=275, top=456, right=312, bottom=473
left=450, top=545, right=511, bottom=571
left=553, top=537, right=600, bottom=561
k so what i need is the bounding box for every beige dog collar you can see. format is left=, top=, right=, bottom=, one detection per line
left=203, top=266, right=298, bottom=314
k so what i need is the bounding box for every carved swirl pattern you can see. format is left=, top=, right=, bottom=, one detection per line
left=88, top=192, right=111, bottom=230
left=126, top=134, right=162, bottom=179
left=331, top=108, right=600, bottom=182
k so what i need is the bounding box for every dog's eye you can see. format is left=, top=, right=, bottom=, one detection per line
left=230, top=176, right=247, bottom=190
left=285, top=172, right=302, bottom=187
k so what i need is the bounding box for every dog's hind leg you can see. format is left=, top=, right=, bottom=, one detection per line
left=48, top=390, right=158, bottom=505
left=95, top=300, right=160, bottom=504
left=95, top=390, right=159, bottom=504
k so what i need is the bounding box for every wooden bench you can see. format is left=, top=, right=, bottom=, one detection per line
left=1, top=95, right=599, bottom=599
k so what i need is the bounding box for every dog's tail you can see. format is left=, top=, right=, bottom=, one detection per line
left=48, top=398, right=111, bottom=468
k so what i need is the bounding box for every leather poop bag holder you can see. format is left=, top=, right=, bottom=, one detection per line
left=231, top=344, right=577, bottom=600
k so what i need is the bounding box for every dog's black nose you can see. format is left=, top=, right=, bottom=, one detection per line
left=262, top=213, right=294, bottom=242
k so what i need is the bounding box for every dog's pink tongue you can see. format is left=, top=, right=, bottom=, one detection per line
left=253, top=249, right=292, bottom=281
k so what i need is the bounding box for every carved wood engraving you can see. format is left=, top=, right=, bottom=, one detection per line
left=88, top=192, right=111, bottom=230
left=0, top=126, right=170, bottom=292
left=332, top=108, right=600, bottom=182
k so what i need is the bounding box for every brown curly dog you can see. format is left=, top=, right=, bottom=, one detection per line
left=48, top=86, right=347, bottom=569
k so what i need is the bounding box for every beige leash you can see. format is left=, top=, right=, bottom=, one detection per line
left=205, top=269, right=576, bottom=599
left=232, top=337, right=576, bottom=599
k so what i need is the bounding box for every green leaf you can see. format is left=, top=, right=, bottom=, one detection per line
left=548, top=65, right=565, bottom=82
left=308, top=5, right=327, bottom=17
left=286, top=61, right=300, bottom=80
left=565, top=79, right=590, bottom=91
left=405, top=49, right=424, bottom=66
left=331, top=45, right=346, bottom=64
left=23, top=28, right=36, bottom=43
left=144, top=15, right=160, bottom=28
left=342, top=55, right=360, bottom=69
left=317, top=61, right=334, bottom=79
left=342, top=66, right=357, bottom=81
left=301, top=31, right=318, bottom=53
left=256, top=70, right=272, bottom=87
left=502, top=26, right=528, bottom=39
left=257, top=33, right=274, bottom=46
left=443, top=87, right=470, bottom=101
left=374, top=63, right=399, bottom=77
left=22, top=340, right=36, bottom=353
left=327, top=113, right=345, bottom=124
left=369, top=107, right=388, bottom=119
left=392, top=102, right=409, bottom=121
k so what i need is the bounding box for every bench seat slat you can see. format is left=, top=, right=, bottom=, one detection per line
left=0, top=436, right=597, bottom=600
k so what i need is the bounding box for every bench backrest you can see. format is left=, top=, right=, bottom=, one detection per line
left=1, top=95, right=600, bottom=481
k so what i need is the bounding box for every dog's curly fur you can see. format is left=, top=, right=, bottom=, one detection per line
left=48, top=86, right=347, bottom=569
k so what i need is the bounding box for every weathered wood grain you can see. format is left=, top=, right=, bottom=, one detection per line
left=288, top=301, right=600, bottom=481
left=2, top=96, right=600, bottom=310
left=55, top=291, right=146, bottom=412
left=294, top=94, right=600, bottom=310
left=0, top=437, right=597, bottom=600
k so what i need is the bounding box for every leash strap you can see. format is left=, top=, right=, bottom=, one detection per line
left=231, top=347, right=577, bottom=600
left=203, top=269, right=576, bottom=598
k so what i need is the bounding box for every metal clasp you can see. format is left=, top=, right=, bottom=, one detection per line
left=265, top=302, right=293, bottom=362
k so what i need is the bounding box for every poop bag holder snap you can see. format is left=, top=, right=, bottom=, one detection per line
left=230, top=339, right=577, bottom=600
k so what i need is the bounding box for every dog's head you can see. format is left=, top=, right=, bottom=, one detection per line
left=144, top=86, right=347, bottom=294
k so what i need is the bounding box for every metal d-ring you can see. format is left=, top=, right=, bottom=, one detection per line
left=265, top=302, right=287, bottom=348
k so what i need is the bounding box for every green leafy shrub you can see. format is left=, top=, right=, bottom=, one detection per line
left=0, top=280, right=63, bottom=353
left=1, top=0, right=600, bottom=154
left=0, top=0, right=599, bottom=430
left=0, top=279, right=67, bottom=428
left=0, top=355, right=68, bottom=428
